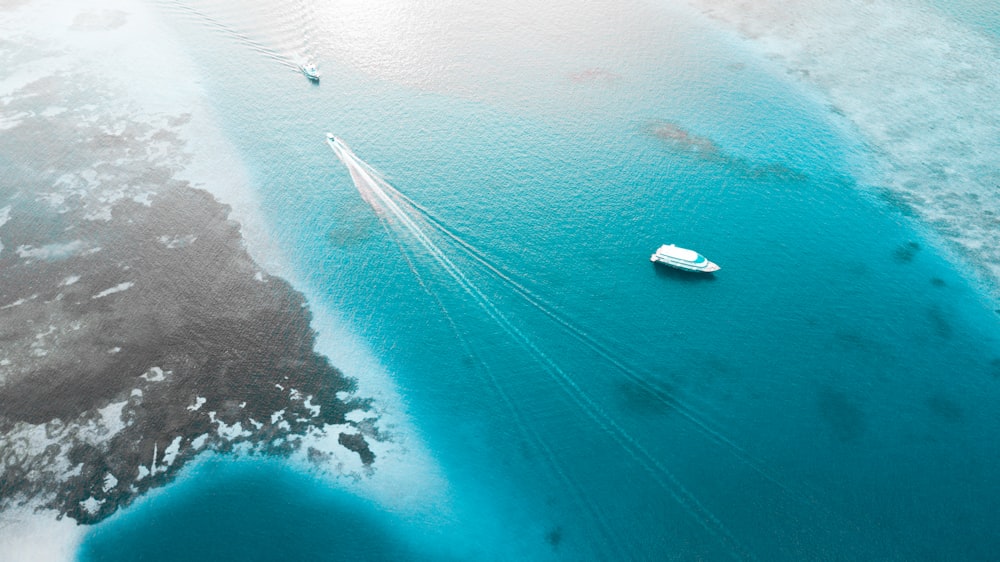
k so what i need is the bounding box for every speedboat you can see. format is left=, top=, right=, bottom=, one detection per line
left=325, top=132, right=344, bottom=147
left=650, top=244, right=720, bottom=273
left=300, top=62, right=321, bottom=82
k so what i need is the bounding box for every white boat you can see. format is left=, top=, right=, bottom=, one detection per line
left=300, top=62, right=321, bottom=82
left=650, top=244, right=720, bottom=273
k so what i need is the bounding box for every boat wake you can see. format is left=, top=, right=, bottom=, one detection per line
left=326, top=134, right=774, bottom=559
left=157, top=0, right=320, bottom=75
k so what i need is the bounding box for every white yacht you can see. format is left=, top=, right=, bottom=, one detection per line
left=300, top=62, right=321, bottom=82
left=650, top=244, right=720, bottom=273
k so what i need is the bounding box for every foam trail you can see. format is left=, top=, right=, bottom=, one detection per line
left=327, top=135, right=754, bottom=560
left=289, top=0, right=321, bottom=63
left=380, top=182, right=866, bottom=541
left=391, top=236, right=621, bottom=559
left=362, top=194, right=622, bottom=558
left=382, top=181, right=803, bottom=495
left=328, top=136, right=750, bottom=557
left=160, top=0, right=300, bottom=70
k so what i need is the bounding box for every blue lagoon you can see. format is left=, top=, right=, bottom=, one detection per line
left=1, top=0, right=999, bottom=560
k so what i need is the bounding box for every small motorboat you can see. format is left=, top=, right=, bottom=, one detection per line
left=300, top=62, right=321, bottom=82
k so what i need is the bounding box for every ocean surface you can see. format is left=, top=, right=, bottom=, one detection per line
left=78, top=0, right=1000, bottom=560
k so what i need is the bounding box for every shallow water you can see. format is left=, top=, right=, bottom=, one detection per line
left=79, top=0, right=1000, bottom=560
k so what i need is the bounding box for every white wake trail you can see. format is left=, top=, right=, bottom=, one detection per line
left=378, top=172, right=807, bottom=496
left=328, top=136, right=622, bottom=556
left=160, top=0, right=300, bottom=70
left=326, top=136, right=755, bottom=560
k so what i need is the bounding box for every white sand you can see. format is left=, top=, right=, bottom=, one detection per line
left=0, top=508, right=84, bottom=562
left=0, top=399, right=131, bottom=560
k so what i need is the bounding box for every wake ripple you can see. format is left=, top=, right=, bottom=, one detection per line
left=157, top=0, right=321, bottom=74
left=327, top=134, right=756, bottom=560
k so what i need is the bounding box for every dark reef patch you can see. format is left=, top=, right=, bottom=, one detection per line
left=925, top=393, right=964, bottom=423
left=646, top=120, right=808, bottom=182
left=327, top=214, right=378, bottom=247
left=832, top=329, right=893, bottom=365
left=649, top=121, right=721, bottom=157
left=338, top=432, right=376, bottom=466
left=989, top=358, right=1000, bottom=379
left=893, top=241, right=922, bottom=263
left=0, top=72, right=376, bottom=524
left=817, top=387, right=866, bottom=443
left=926, top=305, right=954, bottom=339
left=834, top=330, right=871, bottom=351
left=545, top=526, right=563, bottom=549
left=617, top=378, right=677, bottom=416
left=876, top=188, right=919, bottom=218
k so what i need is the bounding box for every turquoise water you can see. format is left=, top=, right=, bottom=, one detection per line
left=79, top=457, right=456, bottom=561
left=81, top=1, right=1000, bottom=560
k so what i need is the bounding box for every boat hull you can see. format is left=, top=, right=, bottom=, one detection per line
left=650, top=255, right=720, bottom=272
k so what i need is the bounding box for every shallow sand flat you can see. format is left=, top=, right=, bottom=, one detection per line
left=679, top=0, right=1000, bottom=299
left=0, top=508, right=82, bottom=562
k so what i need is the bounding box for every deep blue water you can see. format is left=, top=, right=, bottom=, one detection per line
left=81, top=2, right=1000, bottom=560
left=79, top=457, right=456, bottom=561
